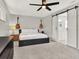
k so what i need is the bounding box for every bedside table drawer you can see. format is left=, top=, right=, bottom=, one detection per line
left=10, top=35, right=19, bottom=41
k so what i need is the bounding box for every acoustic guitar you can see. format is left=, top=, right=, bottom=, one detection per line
left=16, top=17, right=20, bottom=29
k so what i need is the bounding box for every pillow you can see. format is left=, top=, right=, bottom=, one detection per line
left=9, top=29, right=19, bottom=35
left=21, top=29, right=38, bottom=35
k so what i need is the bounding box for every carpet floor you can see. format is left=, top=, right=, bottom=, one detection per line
left=13, top=42, right=79, bottom=59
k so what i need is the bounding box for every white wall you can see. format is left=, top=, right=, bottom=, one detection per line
left=8, top=14, right=40, bottom=29
left=0, top=21, right=9, bottom=36
left=52, top=16, right=58, bottom=41
left=0, top=0, right=9, bottom=36
left=42, top=16, right=52, bottom=40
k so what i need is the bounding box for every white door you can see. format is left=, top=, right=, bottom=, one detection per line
left=58, top=13, right=67, bottom=44
left=67, top=9, right=77, bottom=48
left=78, top=7, right=79, bottom=49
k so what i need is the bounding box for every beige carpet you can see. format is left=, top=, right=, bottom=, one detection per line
left=13, top=42, right=79, bottom=59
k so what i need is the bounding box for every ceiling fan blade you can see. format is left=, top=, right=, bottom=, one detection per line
left=37, top=7, right=42, bottom=11
left=46, top=2, right=59, bottom=6
left=30, top=4, right=42, bottom=6
left=46, top=6, right=51, bottom=11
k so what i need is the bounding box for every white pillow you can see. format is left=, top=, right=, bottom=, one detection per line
left=21, top=29, right=38, bottom=35
left=9, top=29, right=19, bottom=35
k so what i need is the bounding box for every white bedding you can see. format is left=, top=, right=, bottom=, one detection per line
left=19, top=33, right=48, bottom=40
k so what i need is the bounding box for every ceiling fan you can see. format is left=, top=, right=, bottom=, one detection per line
left=29, top=0, right=59, bottom=11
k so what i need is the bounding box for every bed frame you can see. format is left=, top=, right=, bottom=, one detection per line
left=19, top=38, right=49, bottom=47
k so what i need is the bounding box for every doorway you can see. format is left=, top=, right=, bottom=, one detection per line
left=58, top=12, right=67, bottom=45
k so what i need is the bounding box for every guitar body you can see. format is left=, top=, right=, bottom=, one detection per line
left=16, top=24, right=20, bottom=29
left=16, top=17, right=20, bottom=29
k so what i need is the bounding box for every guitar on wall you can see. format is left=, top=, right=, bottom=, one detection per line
left=38, top=20, right=44, bottom=33
left=16, top=17, right=20, bottom=29
left=16, top=17, right=22, bottom=34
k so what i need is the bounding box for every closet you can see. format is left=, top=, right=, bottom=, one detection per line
left=67, top=8, right=77, bottom=48
left=52, top=6, right=79, bottom=49
left=58, top=12, right=67, bottom=44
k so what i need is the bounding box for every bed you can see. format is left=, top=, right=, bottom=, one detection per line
left=19, top=29, right=49, bottom=47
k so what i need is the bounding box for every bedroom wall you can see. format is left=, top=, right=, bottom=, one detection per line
left=8, top=14, right=40, bottom=29
left=0, top=0, right=9, bottom=36
left=42, top=16, right=52, bottom=40
left=8, top=14, right=52, bottom=39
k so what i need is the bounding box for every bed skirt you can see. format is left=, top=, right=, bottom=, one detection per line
left=19, top=38, right=49, bottom=47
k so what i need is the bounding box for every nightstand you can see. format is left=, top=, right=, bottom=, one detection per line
left=10, top=34, right=19, bottom=41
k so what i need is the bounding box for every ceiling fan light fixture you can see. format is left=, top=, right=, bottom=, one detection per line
left=42, top=6, right=46, bottom=8
left=30, top=0, right=59, bottom=11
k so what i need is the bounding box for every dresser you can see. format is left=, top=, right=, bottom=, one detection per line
left=0, top=37, right=13, bottom=59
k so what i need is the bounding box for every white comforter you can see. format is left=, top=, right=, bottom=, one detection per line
left=19, top=33, right=48, bottom=40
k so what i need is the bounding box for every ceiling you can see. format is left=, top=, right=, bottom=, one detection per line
left=4, top=0, right=79, bottom=18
